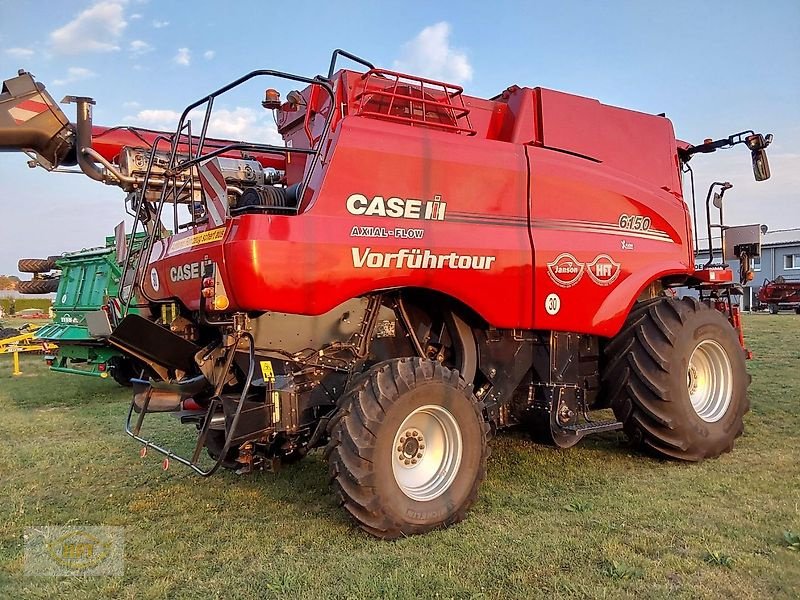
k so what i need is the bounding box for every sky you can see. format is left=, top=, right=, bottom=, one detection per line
left=0, top=0, right=798, bottom=276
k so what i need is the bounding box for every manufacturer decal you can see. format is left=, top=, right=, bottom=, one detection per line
left=149, top=268, right=160, bottom=292
left=545, top=293, right=561, bottom=316
left=618, top=214, right=652, bottom=231
left=60, top=313, right=82, bottom=325
left=547, top=253, right=585, bottom=287
left=587, top=254, right=621, bottom=285
left=350, top=226, right=425, bottom=239
left=352, top=248, right=495, bottom=270
left=169, top=227, right=225, bottom=253
left=346, top=193, right=446, bottom=221
left=169, top=259, right=213, bottom=282
left=620, top=240, right=634, bottom=251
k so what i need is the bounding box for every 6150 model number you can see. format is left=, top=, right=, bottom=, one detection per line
left=618, top=214, right=652, bottom=231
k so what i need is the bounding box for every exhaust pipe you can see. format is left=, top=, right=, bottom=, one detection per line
left=0, top=70, right=75, bottom=169
left=63, top=95, right=105, bottom=182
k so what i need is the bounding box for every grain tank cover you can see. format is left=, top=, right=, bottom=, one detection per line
left=536, top=88, right=681, bottom=195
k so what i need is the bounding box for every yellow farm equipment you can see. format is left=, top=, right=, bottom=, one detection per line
left=0, top=325, right=57, bottom=375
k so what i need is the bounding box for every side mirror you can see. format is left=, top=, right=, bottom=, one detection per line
left=745, top=133, right=772, bottom=181
left=752, top=148, right=771, bottom=181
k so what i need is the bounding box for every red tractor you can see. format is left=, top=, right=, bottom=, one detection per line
left=0, top=50, right=773, bottom=538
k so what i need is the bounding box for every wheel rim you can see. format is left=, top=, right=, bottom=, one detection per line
left=391, top=404, right=463, bottom=501
left=686, top=339, right=733, bottom=423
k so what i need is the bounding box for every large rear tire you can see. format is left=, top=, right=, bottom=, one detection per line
left=325, top=357, right=489, bottom=539
left=17, top=279, right=59, bottom=294
left=602, top=297, right=749, bottom=461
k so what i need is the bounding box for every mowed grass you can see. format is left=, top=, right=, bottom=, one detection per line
left=0, top=315, right=798, bottom=599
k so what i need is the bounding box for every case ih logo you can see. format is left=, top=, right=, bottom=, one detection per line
left=587, top=254, right=621, bottom=285
left=547, top=253, right=585, bottom=287
left=346, top=193, right=446, bottom=221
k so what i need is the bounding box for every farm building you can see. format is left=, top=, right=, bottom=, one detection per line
left=693, top=227, right=800, bottom=311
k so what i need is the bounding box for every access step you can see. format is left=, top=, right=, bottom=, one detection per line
left=562, top=420, right=623, bottom=435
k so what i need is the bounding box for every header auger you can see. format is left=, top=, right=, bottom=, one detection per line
left=0, top=50, right=773, bottom=538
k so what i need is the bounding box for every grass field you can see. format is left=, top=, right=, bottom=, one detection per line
left=1, top=315, right=798, bottom=599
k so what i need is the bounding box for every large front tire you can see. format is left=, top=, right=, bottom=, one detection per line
left=325, top=357, right=489, bottom=539
left=602, top=297, right=749, bottom=461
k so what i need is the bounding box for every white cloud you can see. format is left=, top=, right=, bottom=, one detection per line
left=152, top=20, right=169, bottom=28
left=173, top=47, right=190, bottom=66
left=5, top=47, right=35, bottom=58
left=205, top=108, right=282, bottom=144
left=129, top=39, right=153, bottom=56
left=50, top=1, right=127, bottom=55
left=393, top=22, right=473, bottom=85
left=130, top=13, right=143, bottom=20
left=124, top=106, right=281, bottom=144
left=203, top=50, right=215, bottom=60
left=127, top=108, right=181, bottom=127
left=53, top=67, right=97, bottom=86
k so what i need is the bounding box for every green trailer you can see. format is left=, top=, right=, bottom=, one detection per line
left=21, top=232, right=146, bottom=385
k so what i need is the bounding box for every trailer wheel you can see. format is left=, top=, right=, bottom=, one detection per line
left=17, top=278, right=60, bottom=294
left=18, top=258, right=57, bottom=273
left=325, top=357, right=489, bottom=539
left=602, top=297, right=749, bottom=461
left=109, top=357, right=147, bottom=387
left=769, top=304, right=779, bottom=315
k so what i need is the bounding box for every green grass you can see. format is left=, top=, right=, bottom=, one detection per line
left=1, top=315, right=798, bottom=599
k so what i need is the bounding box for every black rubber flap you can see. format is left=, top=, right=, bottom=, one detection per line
left=109, top=314, right=198, bottom=373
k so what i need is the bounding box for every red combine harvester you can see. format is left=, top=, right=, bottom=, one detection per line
left=758, top=277, right=800, bottom=314
left=0, top=51, right=773, bottom=538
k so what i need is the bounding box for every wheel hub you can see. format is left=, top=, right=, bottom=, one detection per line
left=687, top=339, right=734, bottom=423
left=399, top=433, right=422, bottom=461
left=391, top=405, right=463, bottom=501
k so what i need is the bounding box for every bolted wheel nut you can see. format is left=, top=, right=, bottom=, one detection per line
left=411, top=459, right=417, bottom=464
left=417, top=453, right=423, bottom=459
left=404, top=459, right=411, bottom=465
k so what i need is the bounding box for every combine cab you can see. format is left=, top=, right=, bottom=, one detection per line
left=0, top=51, right=774, bottom=538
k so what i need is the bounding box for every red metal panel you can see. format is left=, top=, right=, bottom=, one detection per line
left=535, top=88, right=681, bottom=195
left=142, top=70, right=697, bottom=339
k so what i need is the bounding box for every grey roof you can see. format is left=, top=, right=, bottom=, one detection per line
left=762, top=228, right=800, bottom=247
